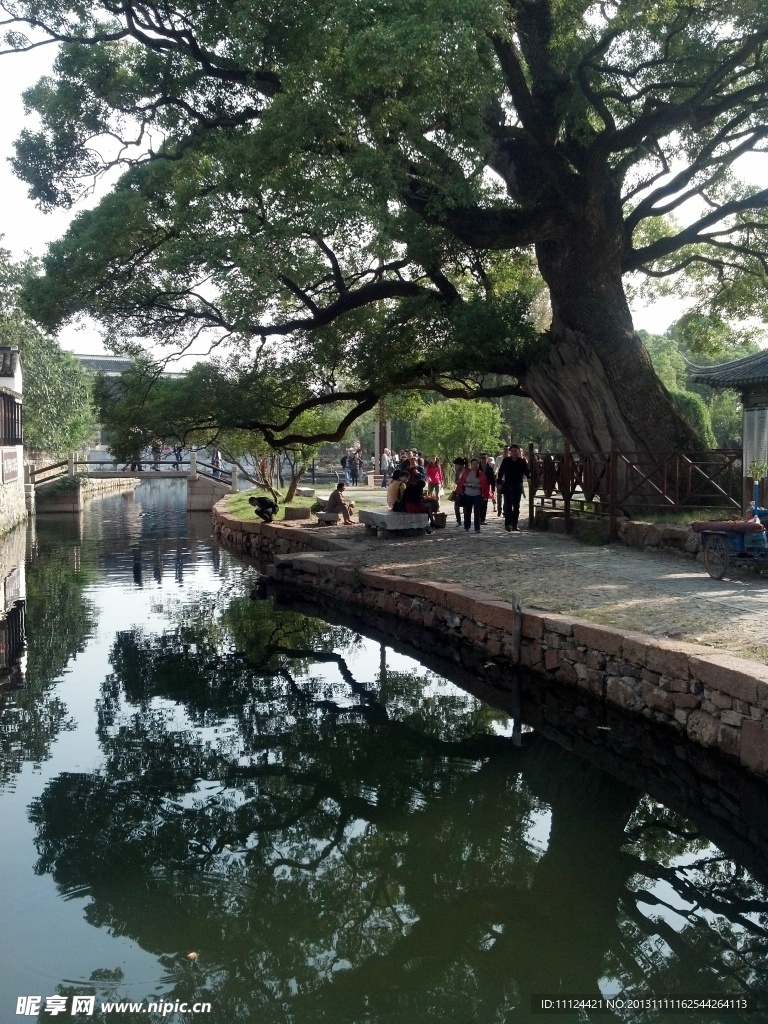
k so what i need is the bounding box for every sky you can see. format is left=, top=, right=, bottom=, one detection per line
left=0, top=39, right=715, bottom=360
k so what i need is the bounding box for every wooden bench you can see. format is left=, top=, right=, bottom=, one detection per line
left=359, top=509, right=429, bottom=536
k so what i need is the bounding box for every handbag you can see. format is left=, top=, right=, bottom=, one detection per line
left=448, top=488, right=458, bottom=502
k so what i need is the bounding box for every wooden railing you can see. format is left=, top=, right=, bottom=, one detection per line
left=84, top=455, right=231, bottom=485
left=528, top=444, right=742, bottom=540
left=29, top=453, right=237, bottom=491
left=28, top=460, right=68, bottom=486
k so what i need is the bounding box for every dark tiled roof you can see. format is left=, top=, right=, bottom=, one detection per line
left=74, top=354, right=186, bottom=378
left=76, top=355, right=134, bottom=374
left=689, top=350, right=768, bottom=389
left=0, top=347, right=19, bottom=378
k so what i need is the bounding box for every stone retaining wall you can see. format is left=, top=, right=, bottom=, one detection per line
left=212, top=503, right=768, bottom=778
left=36, top=476, right=139, bottom=512
left=543, top=512, right=702, bottom=555
left=0, top=473, right=26, bottom=536
left=187, top=473, right=231, bottom=511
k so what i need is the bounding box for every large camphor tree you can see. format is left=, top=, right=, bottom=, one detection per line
left=4, top=0, right=768, bottom=454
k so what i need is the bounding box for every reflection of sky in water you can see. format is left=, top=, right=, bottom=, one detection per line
left=523, top=808, right=553, bottom=854
left=2, top=480, right=766, bottom=1020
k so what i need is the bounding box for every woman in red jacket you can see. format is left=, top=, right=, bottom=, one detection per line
left=456, top=458, right=491, bottom=533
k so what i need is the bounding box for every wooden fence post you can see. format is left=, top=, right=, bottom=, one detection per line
left=609, top=441, right=618, bottom=543
left=528, top=443, right=535, bottom=527
left=564, top=440, right=572, bottom=534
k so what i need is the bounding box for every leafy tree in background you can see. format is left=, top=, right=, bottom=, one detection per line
left=411, top=398, right=502, bottom=463
left=495, top=395, right=562, bottom=451
left=641, top=326, right=753, bottom=449
left=8, top=1, right=768, bottom=459
left=96, top=357, right=339, bottom=498
left=0, top=249, right=96, bottom=455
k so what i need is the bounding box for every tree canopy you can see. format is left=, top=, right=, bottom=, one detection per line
left=411, top=397, right=502, bottom=463
left=5, top=0, right=768, bottom=454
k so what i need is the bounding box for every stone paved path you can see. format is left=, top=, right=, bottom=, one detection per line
left=312, top=489, right=768, bottom=663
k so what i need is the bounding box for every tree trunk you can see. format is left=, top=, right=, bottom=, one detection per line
left=523, top=203, right=702, bottom=460
left=283, top=465, right=305, bottom=504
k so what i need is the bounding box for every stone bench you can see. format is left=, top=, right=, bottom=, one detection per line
left=316, top=511, right=341, bottom=525
left=359, top=509, right=429, bottom=536
left=284, top=506, right=311, bottom=521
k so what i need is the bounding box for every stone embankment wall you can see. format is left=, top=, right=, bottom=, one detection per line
left=36, top=476, right=139, bottom=512
left=212, top=504, right=768, bottom=778
left=0, top=472, right=25, bottom=536
left=187, top=473, right=231, bottom=511
left=0, top=519, right=25, bottom=604
left=544, top=513, right=705, bottom=556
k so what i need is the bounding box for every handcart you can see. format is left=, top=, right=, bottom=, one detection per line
left=690, top=518, right=768, bottom=579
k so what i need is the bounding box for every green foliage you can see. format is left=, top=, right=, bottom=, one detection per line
left=495, top=395, right=562, bottom=451
left=668, top=390, right=716, bottom=449
left=18, top=332, right=97, bottom=455
left=748, top=459, right=768, bottom=481
left=411, top=398, right=502, bottom=462
left=1, top=524, right=96, bottom=788
left=96, top=357, right=359, bottom=477
left=672, top=312, right=763, bottom=361
left=707, top=390, right=743, bottom=449
left=0, top=249, right=97, bottom=455
left=642, top=330, right=727, bottom=449
left=639, top=331, right=687, bottom=391
left=9, top=0, right=768, bottom=454
left=39, top=473, right=86, bottom=496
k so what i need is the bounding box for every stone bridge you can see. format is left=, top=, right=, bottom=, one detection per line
left=28, top=452, right=237, bottom=511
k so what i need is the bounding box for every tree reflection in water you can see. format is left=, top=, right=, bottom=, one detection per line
left=27, top=592, right=768, bottom=1023
left=0, top=529, right=96, bottom=790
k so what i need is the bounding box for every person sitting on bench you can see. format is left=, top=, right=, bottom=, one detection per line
left=387, top=469, right=408, bottom=509
left=248, top=495, right=279, bottom=523
left=401, top=478, right=438, bottom=527
left=326, top=482, right=355, bottom=524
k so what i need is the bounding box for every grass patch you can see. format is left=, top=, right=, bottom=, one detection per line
left=572, top=522, right=610, bottom=545
left=223, top=486, right=382, bottom=521
left=626, top=508, right=742, bottom=525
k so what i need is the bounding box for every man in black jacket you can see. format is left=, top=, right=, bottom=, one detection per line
left=496, top=445, right=530, bottom=533
left=479, top=453, right=496, bottom=524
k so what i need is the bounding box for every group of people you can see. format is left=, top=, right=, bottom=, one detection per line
left=382, top=446, right=530, bottom=535
left=125, top=440, right=185, bottom=472
left=450, top=445, right=530, bottom=534
left=340, top=449, right=366, bottom=485
left=326, top=445, right=531, bottom=534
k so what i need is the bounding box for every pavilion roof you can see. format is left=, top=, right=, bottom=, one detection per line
left=688, top=349, right=768, bottom=389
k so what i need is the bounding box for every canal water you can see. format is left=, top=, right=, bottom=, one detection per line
left=1, top=479, right=767, bottom=1024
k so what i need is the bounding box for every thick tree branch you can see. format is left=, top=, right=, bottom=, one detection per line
left=625, top=121, right=768, bottom=230
left=624, top=189, right=768, bottom=271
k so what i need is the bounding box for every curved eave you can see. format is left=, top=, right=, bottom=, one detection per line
left=686, top=351, right=768, bottom=390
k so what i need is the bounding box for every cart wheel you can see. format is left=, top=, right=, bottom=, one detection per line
left=704, top=534, right=730, bottom=579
